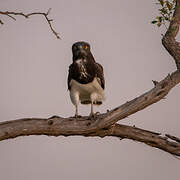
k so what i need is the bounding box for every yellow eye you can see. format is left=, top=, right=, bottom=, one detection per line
left=84, top=45, right=88, bottom=50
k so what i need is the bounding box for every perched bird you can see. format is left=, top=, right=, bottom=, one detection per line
left=68, top=41, right=105, bottom=118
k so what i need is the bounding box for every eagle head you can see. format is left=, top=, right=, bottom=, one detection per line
left=72, top=41, right=91, bottom=61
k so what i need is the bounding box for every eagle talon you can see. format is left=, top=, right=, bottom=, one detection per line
left=95, top=112, right=100, bottom=115
left=88, top=112, right=99, bottom=120
left=72, top=115, right=82, bottom=118
left=88, top=114, right=94, bottom=120
left=48, top=115, right=60, bottom=119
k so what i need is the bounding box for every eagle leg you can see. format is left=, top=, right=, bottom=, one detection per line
left=88, top=102, right=96, bottom=119
left=73, top=105, right=81, bottom=118
left=91, top=101, right=94, bottom=116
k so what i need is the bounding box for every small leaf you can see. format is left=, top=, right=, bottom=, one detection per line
left=160, top=7, right=168, bottom=14
left=157, top=22, right=162, bottom=27
left=166, top=1, right=173, bottom=11
left=165, top=16, right=169, bottom=21
left=151, top=20, right=158, bottom=24
left=158, top=16, right=163, bottom=23
left=158, top=0, right=164, bottom=6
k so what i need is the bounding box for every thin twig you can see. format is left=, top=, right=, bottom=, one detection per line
left=0, top=9, right=60, bottom=39
left=166, top=134, right=180, bottom=143
left=0, top=19, right=3, bottom=24
left=6, top=14, right=16, bottom=21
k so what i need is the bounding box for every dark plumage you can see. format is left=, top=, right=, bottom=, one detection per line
left=68, top=41, right=105, bottom=117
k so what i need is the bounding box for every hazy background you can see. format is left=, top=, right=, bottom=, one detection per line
left=0, top=0, right=180, bottom=179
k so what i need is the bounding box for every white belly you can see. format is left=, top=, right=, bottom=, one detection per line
left=69, top=77, right=105, bottom=105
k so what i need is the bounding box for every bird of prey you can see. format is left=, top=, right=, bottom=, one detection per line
left=68, top=41, right=105, bottom=118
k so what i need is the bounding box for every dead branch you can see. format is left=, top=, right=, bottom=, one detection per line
left=0, top=118, right=179, bottom=156
left=0, top=9, right=60, bottom=39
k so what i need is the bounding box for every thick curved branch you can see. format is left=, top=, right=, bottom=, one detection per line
left=162, top=0, right=180, bottom=69
left=0, top=118, right=179, bottom=156
left=0, top=9, right=60, bottom=39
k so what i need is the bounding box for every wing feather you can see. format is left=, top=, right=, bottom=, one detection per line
left=95, top=62, right=105, bottom=89
left=67, top=64, right=73, bottom=90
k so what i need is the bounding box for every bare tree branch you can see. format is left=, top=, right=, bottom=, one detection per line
left=0, top=1, right=180, bottom=157
left=0, top=9, right=60, bottom=39
left=0, top=118, right=179, bottom=156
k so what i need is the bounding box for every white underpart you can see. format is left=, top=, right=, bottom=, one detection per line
left=70, top=78, right=105, bottom=106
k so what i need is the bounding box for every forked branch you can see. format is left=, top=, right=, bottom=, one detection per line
left=0, top=9, right=60, bottom=39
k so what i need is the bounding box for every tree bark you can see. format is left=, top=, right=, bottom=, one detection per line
left=0, top=118, right=180, bottom=156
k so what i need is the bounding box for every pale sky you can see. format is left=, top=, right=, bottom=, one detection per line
left=0, top=0, right=180, bottom=180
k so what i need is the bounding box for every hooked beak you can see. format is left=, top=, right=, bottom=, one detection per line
left=74, top=47, right=88, bottom=58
